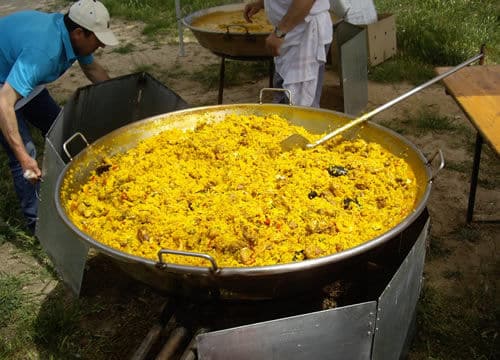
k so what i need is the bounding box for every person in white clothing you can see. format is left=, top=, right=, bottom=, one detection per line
left=244, top=0, right=332, bottom=107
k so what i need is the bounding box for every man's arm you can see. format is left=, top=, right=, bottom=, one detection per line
left=276, top=0, right=315, bottom=34
left=244, top=0, right=265, bottom=22
left=79, top=60, right=110, bottom=83
left=0, top=83, right=41, bottom=179
left=266, top=0, right=316, bottom=56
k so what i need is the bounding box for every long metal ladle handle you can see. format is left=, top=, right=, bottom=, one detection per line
left=307, top=52, right=485, bottom=149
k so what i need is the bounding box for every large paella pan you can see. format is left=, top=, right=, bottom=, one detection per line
left=55, top=103, right=438, bottom=299
left=182, top=3, right=273, bottom=58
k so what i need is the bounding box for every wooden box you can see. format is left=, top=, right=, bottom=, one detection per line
left=361, top=13, right=397, bottom=66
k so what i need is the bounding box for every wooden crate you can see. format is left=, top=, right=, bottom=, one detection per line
left=361, top=13, right=397, bottom=66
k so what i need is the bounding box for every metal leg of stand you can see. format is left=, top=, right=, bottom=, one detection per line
left=466, top=132, right=483, bottom=223
left=268, top=59, right=274, bottom=87
left=218, top=56, right=226, bottom=104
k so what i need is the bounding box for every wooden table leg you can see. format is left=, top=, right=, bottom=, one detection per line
left=467, top=132, right=483, bottom=223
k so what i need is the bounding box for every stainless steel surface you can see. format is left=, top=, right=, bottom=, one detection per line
left=182, top=3, right=272, bottom=58
left=158, top=249, right=219, bottom=271
left=372, top=218, right=429, bottom=359
left=192, top=211, right=429, bottom=359
left=197, top=302, right=376, bottom=359
left=337, top=21, right=368, bottom=116
left=282, top=52, right=485, bottom=151
left=54, top=102, right=433, bottom=299
left=62, top=132, right=89, bottom=161
left=37, top=136, right=89, bottom=295
left=37, top=72, right=190, bottom=296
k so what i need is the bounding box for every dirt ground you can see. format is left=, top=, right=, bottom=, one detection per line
left=0, top=1, right=498, bottom=359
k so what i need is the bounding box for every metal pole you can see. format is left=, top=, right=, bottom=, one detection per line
left=309, top=52, right=485, bottom=148
left=218, top=56, right=226, bottom=104
left=175, top=0, right=185, bottom=56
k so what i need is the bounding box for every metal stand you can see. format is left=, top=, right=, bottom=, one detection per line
left=175, top=0, right=185, bottom=56
left=215, top=53, right=274, bottom=104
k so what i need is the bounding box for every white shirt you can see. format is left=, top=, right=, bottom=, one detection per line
left=264, top=0, right=333, bottom=106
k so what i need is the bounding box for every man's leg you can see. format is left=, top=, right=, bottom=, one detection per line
left=310, top=44, right=331, bottom=108
left=272, top=71, right=290, bottom=104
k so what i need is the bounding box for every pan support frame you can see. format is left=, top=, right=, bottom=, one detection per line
left=212, top=52, right=274, bottom=104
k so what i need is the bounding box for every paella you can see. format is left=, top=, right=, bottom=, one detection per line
left=62, top=113, right=418, bottom=267
left=190, top=9, right=273, bottom=33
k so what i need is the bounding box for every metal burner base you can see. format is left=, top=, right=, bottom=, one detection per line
left=133, top=210, right=429, bottom=360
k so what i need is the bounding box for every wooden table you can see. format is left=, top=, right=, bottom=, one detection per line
left=435, top=65, right=500, bottom=222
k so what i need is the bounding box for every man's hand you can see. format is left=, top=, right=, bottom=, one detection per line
left=244, top=0, right=264, bottom=22
left=80, top=60, right=111, bottom=83
left=265, top=33, right=285, bottom=56
left=20, top=156, right=42, bottom=183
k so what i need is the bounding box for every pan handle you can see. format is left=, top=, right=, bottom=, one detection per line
left=259, top=88, right=293, bottom=105
left=426, top=149, right=445, bottom=182
left=224, top=24, right=250, bottom=35
left=157, top=249, right=219, bottom=272
left=62, top=132, right=89, bottom=161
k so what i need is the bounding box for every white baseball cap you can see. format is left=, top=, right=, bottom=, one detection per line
left=68, top=0, right=119, bottom=46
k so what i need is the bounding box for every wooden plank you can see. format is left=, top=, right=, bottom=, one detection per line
left=435, top=65, right=500, bottom=155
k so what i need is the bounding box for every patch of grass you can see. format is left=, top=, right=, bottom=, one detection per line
left=369, top=55, right=435, bottom=84
left=0, top=274, right=29, bottom=328
left=445, top=160, right=471, bottom=174
left=190, top=60, right=270, bottom=89
left=454, top=225, right=481, bottom=243
left=131, top=64, right=155, bottom=74
left=414, top=282, right=499, bottom=359
left=111, top=43, right=136, bottom=54
left=377, top=119, right=408, bottom=135
left=414, top=110, right=457, bottom=132
left=369, top=0, right=500, bottom=85
left=475, top=147, right=500, bottom=190
left=159, top=63, right=190, bottom=80
left=32, top=297, right=83, bottom=357
left=374, top=0, right=500, bottom=65
left=441, top=269, right=463, bottom=280
left=0, top=273, right=38, bottom=358
left=378, top=108, right=465, bottom=139
left=427, top=235, right=452, bottom=260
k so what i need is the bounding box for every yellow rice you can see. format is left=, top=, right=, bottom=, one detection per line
left=191, top=10, right=273, bottom=33
left=63, top=113, right=418, bottom=268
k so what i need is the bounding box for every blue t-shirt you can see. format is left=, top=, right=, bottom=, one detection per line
left=0, top=10, right=94, bottom=98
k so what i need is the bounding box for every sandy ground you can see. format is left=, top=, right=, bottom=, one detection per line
left=0, top=1, right=498, bottom=358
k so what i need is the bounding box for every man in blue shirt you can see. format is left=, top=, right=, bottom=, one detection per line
left=0, top=0, right=119, bottom=232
